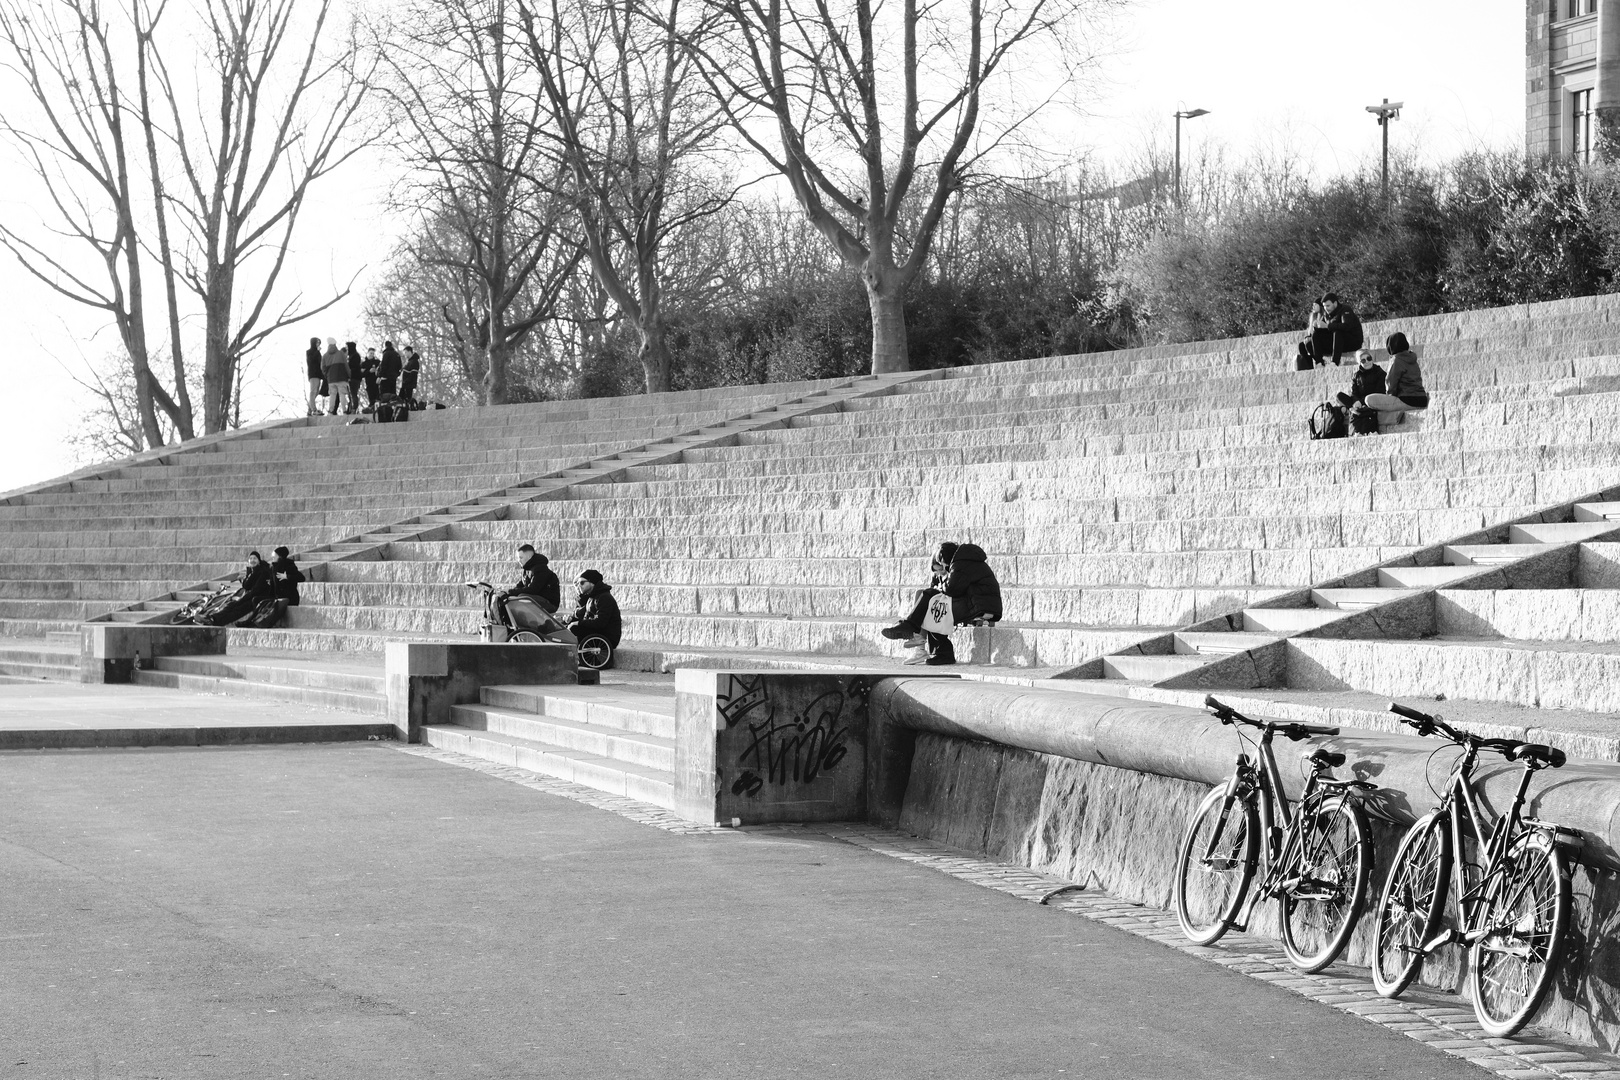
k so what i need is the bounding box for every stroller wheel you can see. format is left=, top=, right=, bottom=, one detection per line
left=577, top=635, right=613, bottom=670
left=510, top=630, right=542, bottom=643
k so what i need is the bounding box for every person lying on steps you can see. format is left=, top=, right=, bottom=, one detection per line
left=566, top=569, right=622, bottom=649
left=495, top=544, right=561, bottom=616
left=881, top=542, right=1003, bottom=666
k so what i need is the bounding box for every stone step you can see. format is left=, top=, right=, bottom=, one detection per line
left=449, top=703, right=675, bottom=771
left=130, top=666, right=386, bottom=716
left=1434, top=587, right=1620, bottom=642
left=1574, top=501, right=1620, bottom=522
left=420, top=724, right=675, bottom=808
left=1443, top=543, right=1553, bottom=565
left=151, top=655, right=386, bottom=695
left=480, top=684, right=676, bottom=739
left=1510, top=521, right=1620, bottom=544
left=1240, top=607, right=1354, bottom=633
left=1173, top=631, right=1283, bottom=655
left=0, top=639, right=78, bottom=682
left=1100, top=654, right=1212, bottom=681
left=1310, top=587, right=1420, bottom=610
left=1377, top=565, right=1490, bottom=588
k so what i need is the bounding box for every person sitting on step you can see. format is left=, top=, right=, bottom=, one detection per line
left=1335, top=350, right=1386, bottom=408
left=1296, top=293, right=1363, bottom=368
left=880, top=542, right=1003, bottom=666
left=565, top=569, right=622, bottom=650
left=881, top=541, right=958, bottom=651
left=268, top=546, right=304, bottom=625
left=205, top=551, right=276, bottom=626
left=1362, top=332, right=1428, bottom=422
left=495, top=544, right=561, bottom=617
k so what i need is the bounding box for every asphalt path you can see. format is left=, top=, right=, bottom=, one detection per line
left=0, top=744, right=1487, bottom=1080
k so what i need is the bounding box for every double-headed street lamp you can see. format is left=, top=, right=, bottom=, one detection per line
left=1366, top=98, right=1403, bottom=207
left=1174, top=107, right=1209, bottom=207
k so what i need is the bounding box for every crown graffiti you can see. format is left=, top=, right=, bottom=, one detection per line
left=718, top=674, right=769, bottom=726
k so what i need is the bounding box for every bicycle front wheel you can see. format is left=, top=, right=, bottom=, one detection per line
left=1278, top=792, right=1373, bottom=972
left=1175, top=785, right=1258, bottom=946
left=1372, top=811, right=1452, bottom=998
left=1469, top=830, right=1570, bottom=1037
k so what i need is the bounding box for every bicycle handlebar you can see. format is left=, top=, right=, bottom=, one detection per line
left=1386, top=702, right=1566, bottom=768
left=1204, top=696, right=1339, bottom=741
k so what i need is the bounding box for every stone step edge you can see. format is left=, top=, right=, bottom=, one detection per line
left=131, top=668, right=387, bottom=717
left=420, top=724, right=675, bottom=809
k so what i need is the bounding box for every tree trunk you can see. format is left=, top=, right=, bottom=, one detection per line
left=201, top=287, right=232, bottom=433
left=637, top=313, right=672, bottom=394
left=865, top=269, right=910, bottom=374
left=484, top=337, right=510, bottom=405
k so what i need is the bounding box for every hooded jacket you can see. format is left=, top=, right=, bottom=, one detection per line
left=1386, top=351, right=1427, bottom=403
left=569, top=584, right=622, bottom=648
left=380, top=344, right=403, bottom=385
left=942, top=544, right=1002, bottom=624
left=1324, top=305, right=1364, bottom=359
left=305, top=345, right=323, bottom=380
left=322, top=343, right=350, bottom=382
left=270, top=556, right=305, bottom=605
left=1348, top=362, right=1386, bottom=405
left=511, top=552, right=561, bottom=612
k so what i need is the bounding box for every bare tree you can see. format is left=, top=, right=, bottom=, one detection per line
left=519, top=0, right=734, bottom=393
left=377, top=0, right=581, bottom=406
left=0, top=0, right=374, bottom=441
left=697, top=0, right=1110, bottom=373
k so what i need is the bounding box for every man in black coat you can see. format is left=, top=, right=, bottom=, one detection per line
left=566, top=569, right=622, bottom=648
left=400, top=345, right=421, bottom=404
left=305, top=337, right=324, bottom=416
left=379, top=342, right=403, bottom=398
left=206, top=551, right=276, bottom=626
left=270, top=546, right=305, bottom=606
left=1315, top=294, right=1363, bottom=366
left=496, top=544, right=561, bottom=615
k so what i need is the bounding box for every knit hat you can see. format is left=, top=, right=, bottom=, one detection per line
left=579, top=568, right=604, bottom=585
left=274, top=546, right=290, bottom=558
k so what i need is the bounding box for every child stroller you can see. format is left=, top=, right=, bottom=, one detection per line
left=465, top=581, right=614, bottom=670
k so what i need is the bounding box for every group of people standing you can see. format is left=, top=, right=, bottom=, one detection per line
left=305, top=338, right=422, bottom=416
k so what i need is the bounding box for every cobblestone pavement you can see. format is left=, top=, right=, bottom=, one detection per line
left=401, top=744, right=1620, bottom=1080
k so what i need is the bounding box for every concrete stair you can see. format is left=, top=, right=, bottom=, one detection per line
left=130, top=653, right=386, bottom=716
left=423, top=681, right=679, bottom=806
left=0, top=632, right=79, bottom=681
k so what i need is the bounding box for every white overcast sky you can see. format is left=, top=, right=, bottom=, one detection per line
left=0, top=0, right=1521, bottom=493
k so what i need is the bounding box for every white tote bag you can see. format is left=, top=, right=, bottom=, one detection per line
left=918, top=591, right=954, bottom=635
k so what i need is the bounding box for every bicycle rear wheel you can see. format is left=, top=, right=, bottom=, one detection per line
left=1371, top=811, right=1452, bottom=998
left=1279, top=792, right=1372, bottom=972
left=1175, top=785, right=1258, bottom=946
left=1469, top=830, right=1569, bottom=1037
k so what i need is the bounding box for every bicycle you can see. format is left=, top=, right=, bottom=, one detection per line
left=1370, top=702, right=1580, bottom=1037
left=1174, top=695, right=1375, bottom=972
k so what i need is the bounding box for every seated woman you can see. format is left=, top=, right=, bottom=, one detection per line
left=1335, top=350, right=1385, bottom=408
left=1362, top=332, right=1427, bottom=419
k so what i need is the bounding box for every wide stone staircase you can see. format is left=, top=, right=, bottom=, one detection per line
left=14, top=293, right=1620, bottom=807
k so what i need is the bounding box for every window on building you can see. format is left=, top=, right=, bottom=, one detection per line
left=1574, top=87, right=1594, bottom=162
left=1566, top=0, right=1597, bottom=17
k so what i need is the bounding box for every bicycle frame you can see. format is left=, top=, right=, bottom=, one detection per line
left=1427, top=742, right=1542, bottom=948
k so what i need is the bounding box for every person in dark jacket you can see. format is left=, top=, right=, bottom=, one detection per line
left=1335, top=350, right=1386, bottom=408
left=1364, top=331, right=1428, bottom=419
left=305, top=337, right=324, bottom=416
left=882, top=541, right=958, bottom=650
left=496, top=544, right=561, bottom=614
left=1296, top=293, right=1364, bottom=367
left=321, top=338, right=350, bottom=415
left=360, top=347, right=381, bottom=409
left=270, top=546, right=305, bottom=606
left=881, top=542, right=1002, bottom=666
left=566, top=569, right=622, bottom=648
left=379, top=341, right=403, bottom=398
left=206, top=551, right=276, bottom=626
left=400, top=345, right=421, bottom=404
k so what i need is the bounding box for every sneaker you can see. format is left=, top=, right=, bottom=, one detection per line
left=880, top=623, right=913, bottom=640
left=903, top=653, right=931, bottom=665
left=903, top=635, right=924, bottom=648
left=925, top=653, right=956, bottom=666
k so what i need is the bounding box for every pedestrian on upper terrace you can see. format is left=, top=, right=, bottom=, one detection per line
left=322, top=337, right=350, bottom=415
left=205, top=551, right=275, bottom=626
left=1335, top=350, right=1386, bottom=408
left=1363, top=332, right=1428, bottom=420
left=566, top=569, right=622, bottom=649
left=361, top=346, right=381, bottom=409
left=305, top=337, right=324, bottom=416
left=400, top=344, right=421, bottom=404
left=496, top=543, right=561, bottom=614
left=379, top=341, right=403, bottom=398
left=1296, top=293, right=1363, bottom=368
left=880, top=542, right=1003, bottom=667
left=344, top=342, right=363, bottom=415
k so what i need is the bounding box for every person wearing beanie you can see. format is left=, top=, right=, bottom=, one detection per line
left=881, top=541, right=963, bottom=660
left=270, top=545, right=305, bottom=607
left=203, top=551, right=276, bottom=626
left=1364, top=331, right=1428, bottom=420
left=565, top=569, right=621, bottom=648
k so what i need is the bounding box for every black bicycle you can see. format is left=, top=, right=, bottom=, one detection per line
left=1175, top=696, right=1375, bottom=972
left=1371, top=703, right=1579, bottom=1037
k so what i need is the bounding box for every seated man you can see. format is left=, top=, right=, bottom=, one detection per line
left=1335, top=350, right=1386, bottom=408
left=266, top=545, right=305, bottom=625
left=205, top=551, right=275, bottom=626
left=496, top=544, right=561, bottom=624
left=565, top=569, right=622, bottom=648
left=1363, top=332, right=1428, bottom=419
left=1298, top=293, right=1363, bottom=367
left=880, top=543, right=1003, bottom=666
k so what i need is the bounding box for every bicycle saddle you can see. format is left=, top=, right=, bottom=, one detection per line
left=1306, top=748, right=1346, bottom=769
left=1509, top=743, right=1567, bottom=769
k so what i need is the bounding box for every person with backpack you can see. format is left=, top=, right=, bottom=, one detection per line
left=379, top=341, right=403, bottom=398
left=565, top=569, right=622, bottom=649
left=304, top=337, right=324, bottom=416
left=1364, top=332, right=1428, bottom=420
left=204, top=551, right=276, bottom=626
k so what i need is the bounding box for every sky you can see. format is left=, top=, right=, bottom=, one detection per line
left=0, top=0, right=1524, bottom=493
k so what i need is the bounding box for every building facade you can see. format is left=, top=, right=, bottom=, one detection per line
left=1527, top=0, right=1617, bottom=159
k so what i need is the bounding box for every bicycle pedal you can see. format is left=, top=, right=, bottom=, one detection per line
left=1420, top=928, right=1462, bottom=952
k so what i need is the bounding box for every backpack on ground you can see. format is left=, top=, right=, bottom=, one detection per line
left=382, top=400, right=410, bottom=423
left=172, top=583, right=233, bottom=625
left=240, top=597, right=284, bottom=629
left=1308, top=401, right=1348, bottom=440
left=1348, top=403, right=1380, bottom=436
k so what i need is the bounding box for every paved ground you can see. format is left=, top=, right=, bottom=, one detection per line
left=0, top=683, right=379, bottom=730
left=0, top=743, right=1489, bottom=1080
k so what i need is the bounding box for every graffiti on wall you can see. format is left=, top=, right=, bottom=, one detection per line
left=723, top=677, right=852, bottom=798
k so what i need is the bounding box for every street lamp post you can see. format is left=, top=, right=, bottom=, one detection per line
left=1365, top=98, right=1403, bottom=207
left=1174, top=107, right=1209, bottom=208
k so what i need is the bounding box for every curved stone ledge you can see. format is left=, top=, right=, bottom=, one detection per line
left=872, top=677, right=1620, bottom=871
